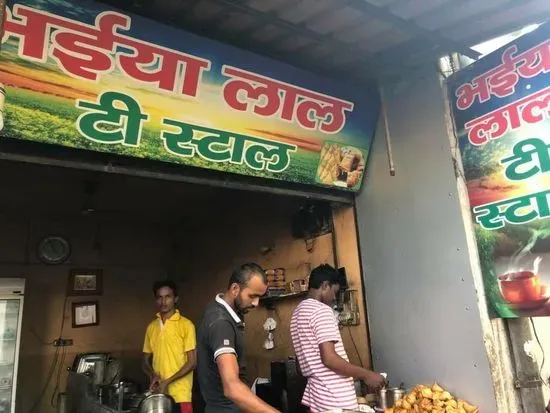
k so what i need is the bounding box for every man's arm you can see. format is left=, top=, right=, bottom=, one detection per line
left=311, top=308, right=384, bottom=389
left=217, top=353, right=279, bottom=413
left=319, top=342, right=383, bottom=388
left=142, top=327, right=160, bottom=389
left=159, top=350, right=196, bottom=392
left=161, top=319, right=197, bottom=391
left=142, top=352, right=154, bottom=377
left=143, top=352, right=161, bottom=390
left=206, top=318, right=279, bottom=413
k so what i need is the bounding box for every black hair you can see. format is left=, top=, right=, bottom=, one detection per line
left=152, top=279, right=178, bottom=297
left=228, top=263, right=267, bottom=288
left=308, top=264, right=340, bottom=289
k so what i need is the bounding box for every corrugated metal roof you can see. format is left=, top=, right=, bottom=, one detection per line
left=102, top=0, right=550, bottom=85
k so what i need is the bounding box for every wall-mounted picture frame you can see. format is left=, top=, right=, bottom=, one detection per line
left=68, top=269, right=103, bottom=296
left=72, top=301, right=99, bottom=328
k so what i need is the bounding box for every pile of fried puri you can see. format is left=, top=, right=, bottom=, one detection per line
left=385, top=383, right=478, bottom=413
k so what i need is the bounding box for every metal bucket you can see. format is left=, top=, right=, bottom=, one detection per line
left=137, top=393, right=175, bottom=413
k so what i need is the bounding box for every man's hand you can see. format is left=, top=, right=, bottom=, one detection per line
left=149, top=374, right=161, bottom=392
left=319, top=341, right=385, bottom=391
left=362, top=371, right=385, bottom=390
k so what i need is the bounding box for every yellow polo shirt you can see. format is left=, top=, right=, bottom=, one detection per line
left=143, top=310, right=196, bottom=403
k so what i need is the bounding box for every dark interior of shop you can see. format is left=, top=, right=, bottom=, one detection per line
left=0, top=159, right=354, bottom=413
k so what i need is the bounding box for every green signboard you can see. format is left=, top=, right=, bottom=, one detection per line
left=0, top=0, right=380, bottom=191
left=448, top=23, right=550, bottom=318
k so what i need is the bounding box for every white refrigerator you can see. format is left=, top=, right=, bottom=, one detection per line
left=0, top=279, right=24, bottom=413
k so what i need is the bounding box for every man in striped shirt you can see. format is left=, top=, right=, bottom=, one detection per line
left=290, top=264, right=385, bottom=413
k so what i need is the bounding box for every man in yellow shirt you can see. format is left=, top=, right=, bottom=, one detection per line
left=143, top=280, right=196, bottom=413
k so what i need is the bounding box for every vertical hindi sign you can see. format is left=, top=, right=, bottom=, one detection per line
left=0, top=0, right=380, bottom=192
left=448, top=23, right=550, bottom=318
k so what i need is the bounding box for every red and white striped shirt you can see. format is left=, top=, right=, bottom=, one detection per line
left=290, top=298, right=358, bottom=413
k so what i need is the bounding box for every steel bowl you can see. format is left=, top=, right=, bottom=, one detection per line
left=137, top=393, right=175, bottom=413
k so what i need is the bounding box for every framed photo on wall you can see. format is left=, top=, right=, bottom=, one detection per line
left=68, top=269, right=103, bottom=296
left=72, top=301, right=99, bottom=328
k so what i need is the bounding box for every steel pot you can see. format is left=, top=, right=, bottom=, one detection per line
left=377, top=387, right=405, bottom=410
left=137, top=393, right=175, bottom=413
left=127, top=393, right=146, bottom=409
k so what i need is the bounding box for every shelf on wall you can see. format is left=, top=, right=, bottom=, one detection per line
left=260, top=291, right=308, bottom=308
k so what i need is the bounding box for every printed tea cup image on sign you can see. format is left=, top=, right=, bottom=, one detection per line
left=0, top=0, right=379, bottom=192
left=447, top=22, right=550, bottom=318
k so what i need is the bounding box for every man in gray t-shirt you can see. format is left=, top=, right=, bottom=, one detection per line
left=196, top=263, right=280, bottom=413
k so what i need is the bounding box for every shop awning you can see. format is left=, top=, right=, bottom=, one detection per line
left=102, top=0, right=549, bottom=84
left=1, top=0, right=547, bottom=202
